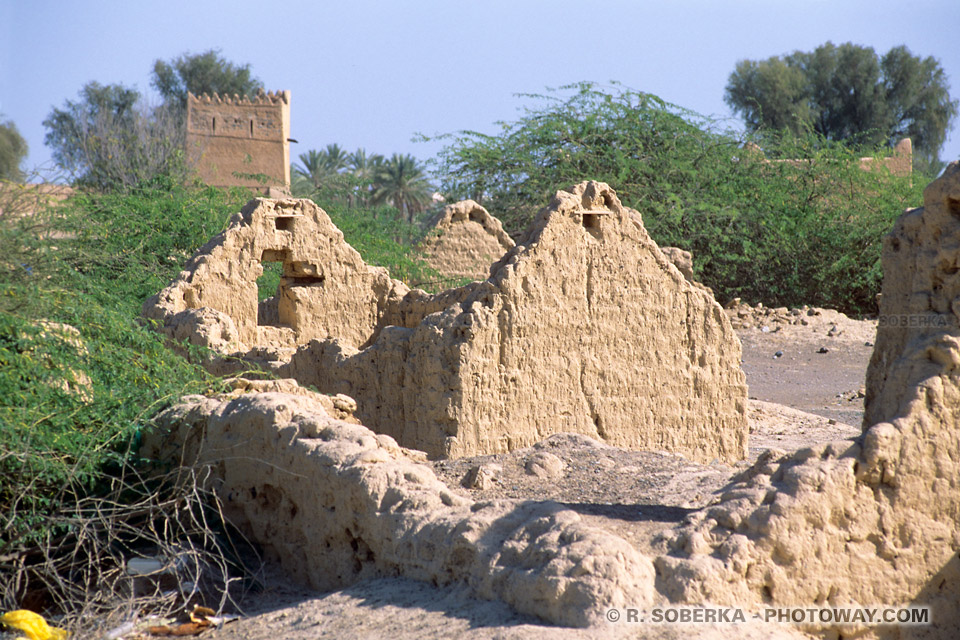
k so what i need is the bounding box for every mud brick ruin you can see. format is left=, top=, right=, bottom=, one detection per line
left=144, top=167, right=960, bottom=635
left=185, top=90, right=291, bottom=190
left=417, top=199, right=516, bottom=282
left=144, top=181, right=748, bottom=462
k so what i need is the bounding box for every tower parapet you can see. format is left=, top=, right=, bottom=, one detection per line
left=186, top=89, right=291, bottom=190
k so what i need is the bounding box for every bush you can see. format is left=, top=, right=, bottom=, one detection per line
left=0, top=182, right=251, bottom=622
left=430, top=82, right=924, bottom=313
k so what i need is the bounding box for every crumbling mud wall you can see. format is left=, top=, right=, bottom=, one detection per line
left=144, top=182, right=747, bottom=463
left=142, top=198, right=410, bottom=355
left=146, top=386, right=655, bottom=628
left=653, top=164, right=960, bottom=638
left=148, top=169, right=960, bottom=636
left=417, top=200, right=515, bottom=281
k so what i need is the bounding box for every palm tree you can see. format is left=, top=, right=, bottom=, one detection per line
left=291, top=144, right=352, bottom=197
left=322, top=143, right=349, bottom=174
left=292, top=149, right=326, bottom=193
left=348, top=148, right=384, bottom=205
left=371, top=153, right=432, bottom=221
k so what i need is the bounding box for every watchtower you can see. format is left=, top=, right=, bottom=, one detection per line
left=186, top=90, right=290, bottom=190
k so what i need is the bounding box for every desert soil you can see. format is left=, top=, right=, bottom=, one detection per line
left=194, top=304, right=874, bottom=640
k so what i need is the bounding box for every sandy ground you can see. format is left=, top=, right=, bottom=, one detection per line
left=179, top=305, right=874, bottom=640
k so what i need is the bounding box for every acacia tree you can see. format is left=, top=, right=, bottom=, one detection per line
left=428, top=82, right=922, bottom=313
left=725, top=42, right=958, bottom=171
left=0, top=118, right=28, bottom=181
left=43, top=82, right=186, bottom=190
left=151, top=49, right=262, bottom=110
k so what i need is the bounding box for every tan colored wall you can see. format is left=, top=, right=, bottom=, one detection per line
left=186, top=91, right=290, bottom=189
left=0, top=183, right=74, bottom=219
left=858, top=137, right=913, bottom=177
left=746, top=137, right=913, bottom=177
left=143, top=197, right=407, bottom=353
left=150, top=168, right=960, bottom=636
left=417, top=200, right=515, bottom=281
left=144, top=183, right=748, bottom=463
left=654, top=164, right=960, bottom=637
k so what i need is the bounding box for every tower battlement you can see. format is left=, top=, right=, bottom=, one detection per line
left=186, top=89, right=290, bottom=189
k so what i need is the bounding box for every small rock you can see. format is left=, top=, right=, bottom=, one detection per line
left=761, top=325, right=770, bottom=333
left=773, top=350, right=784, bottom=359
left=462, top=463, right=502, bottom=489
left=817, top=347, right=829, bottom=354
left=865, top=341, right=874, bottom=347
left=525, top=452, right=565, bottom=480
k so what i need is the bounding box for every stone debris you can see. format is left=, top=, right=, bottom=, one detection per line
left=461, top=463, right=501, bottom=490
left=524, top=451, right=565, bottom=480
left=144, top=182, right=747, bottom=463
left=417, top=200, right=515, bottom=282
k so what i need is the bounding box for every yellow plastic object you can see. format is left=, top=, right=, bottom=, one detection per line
left=0, top=610, right=68, bottom=640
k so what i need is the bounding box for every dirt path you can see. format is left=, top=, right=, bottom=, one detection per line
left=199, top=305, right=872, bottom=640
left=731, top=303, right=876, bottom=426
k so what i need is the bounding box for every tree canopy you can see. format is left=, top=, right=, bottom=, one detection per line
left=43, top=51, right=262, bottom=190
left=43, top=82, right=185, bottom=190
left=725, top=42, right=958, bottom=171
left=0, top=118, right=28, bottom=181
left=151, top=49, right=262, bottom=109
left=429, top=82, right=922, bottom=313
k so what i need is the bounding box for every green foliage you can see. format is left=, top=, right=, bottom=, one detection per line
left=0, top=183, right=248, bottom=556
left=43, top=82, right=188, bottom=190
left=293, top=147, right=434, bottom=221
left=431, top=82, right=924, bottom=313
left=321, top=201, right=445, bottom=290
left=152, top=49, right=262, bottom=110
left=725, top=42, right=959, bottom=169
left=0, top=117, right=28, bottom=181
left=257, top=261, right=283, bottom=301
left=370, top=154, right=434, bottom=221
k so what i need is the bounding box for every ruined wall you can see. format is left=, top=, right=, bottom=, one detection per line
left=654, top=164, right=960, bottom=638
left=145, top=183, right=747, bottom=463
left=186, top=91, right=291, bottom=189
left=417, top=200, right=515, bottom=281
left=859, top=137, right=913, bottom=177
left=146, top=386, right=655, bottom=628
left=746, top=137, right=913, bottom=177
left=148, top=169, right=960, bottom=637
left=142, top=198, right=409, bottom=352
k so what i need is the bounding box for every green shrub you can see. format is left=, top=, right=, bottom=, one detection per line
left=319, top=201, right=452, bottom=291
left=430, top=82, right=925, bottom=313
left=0, top=182, right=248, bottom=589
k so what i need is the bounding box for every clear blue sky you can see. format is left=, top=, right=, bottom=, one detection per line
left=2, top=0, right=959, bottom=180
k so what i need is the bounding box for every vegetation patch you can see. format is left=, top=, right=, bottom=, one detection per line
left=429, top=82, right=925, bottom=313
